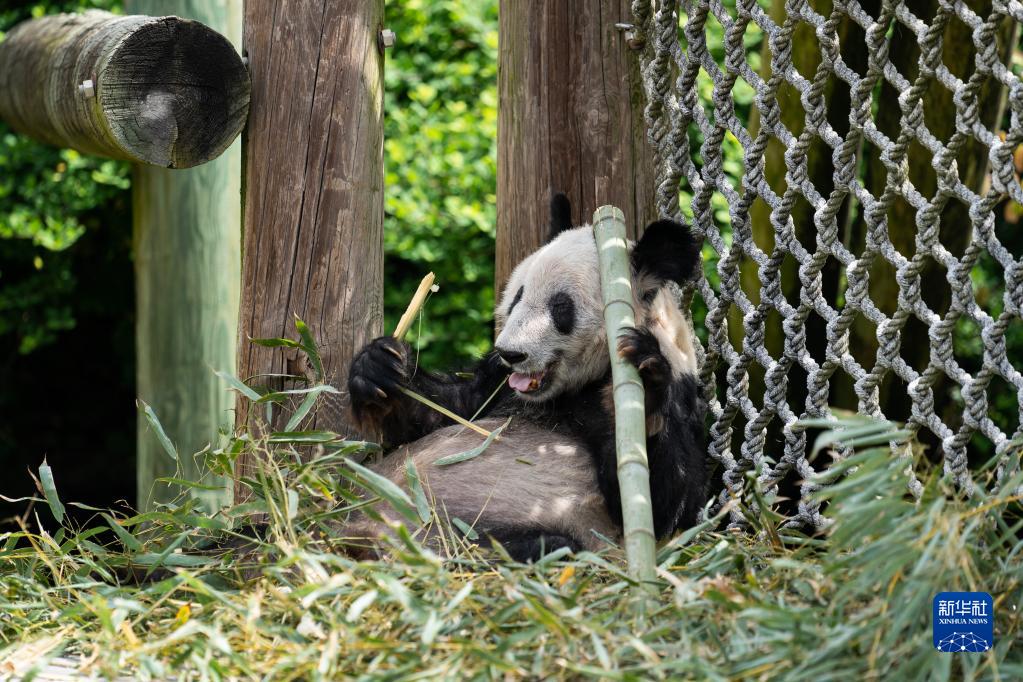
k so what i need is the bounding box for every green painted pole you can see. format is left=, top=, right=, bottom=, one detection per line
left=593, top=205, right=658, bottom=598
left=128, top=0, right=242, bottom=512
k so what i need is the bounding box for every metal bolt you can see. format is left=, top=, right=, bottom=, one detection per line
left=615, top=22, right=643, bottom=50
left=78, top=79, right=95, bottom=98
left=379, top=28, right=396, bottom=50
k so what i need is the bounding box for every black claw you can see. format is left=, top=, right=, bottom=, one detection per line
left=618, top=327, right=671, bottom=395
left=348, top=337, right=411, bottom=415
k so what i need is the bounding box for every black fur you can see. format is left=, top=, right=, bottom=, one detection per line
left=548, top=192, right=573, bottom=242
left=348, top=329, right=708, bottom=552
left=632, top=219, right=702, bottom=288
left=618, top=327, right=672, bottom=413
left=547, top=291, right=576, bottom=335
left=482, top=527, right=582, bottom=562
left=508, top=285, right=524, bottom=315
left=346, top=210, right=707, bottom=561
left=349, top=336, right=513, bottom=447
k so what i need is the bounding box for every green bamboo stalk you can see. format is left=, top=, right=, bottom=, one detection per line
left=592, top=205, right=658, bottom=597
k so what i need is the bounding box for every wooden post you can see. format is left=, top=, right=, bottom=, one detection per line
left=496, top=0, right=655, bottom=291
left=235, top=0, right=384, bottom=490
left=128, top=0, right=242, bottom=513
left=0, top=10, right=249, bottom=168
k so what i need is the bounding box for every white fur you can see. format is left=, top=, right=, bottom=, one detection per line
left=495, top=226, right=697, bottom=392
left=346, top=419, right=620, bottom=553
left=349, top=227, right=700, bottom=556
left=638, top=288, right=698, bottom=378
left=495, top=227, right=609, bottom=398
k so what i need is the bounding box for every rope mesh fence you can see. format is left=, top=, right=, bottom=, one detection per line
left=631, top=0, right=1023, bottom=528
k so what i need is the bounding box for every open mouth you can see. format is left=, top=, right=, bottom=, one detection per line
left=507, top=364, right=553, bottom=394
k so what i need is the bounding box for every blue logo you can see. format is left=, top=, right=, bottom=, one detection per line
left=933, top=592, right=993, bottom=652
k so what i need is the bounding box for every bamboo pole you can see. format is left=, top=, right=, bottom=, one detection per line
left=592, top=205, right=657, bottom=596
left=0, top=10, right=249, bottom=168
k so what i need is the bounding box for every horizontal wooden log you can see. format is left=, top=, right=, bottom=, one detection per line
left=0, top=10, right=249, bottom=168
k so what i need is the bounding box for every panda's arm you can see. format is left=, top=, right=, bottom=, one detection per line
left=578, top=328, right=708, bottom=539
left=347, top=337, right=510, bottom=447
left=645, top=374, right=709, bottom=537
left=578, top=370, right=708, bottom=541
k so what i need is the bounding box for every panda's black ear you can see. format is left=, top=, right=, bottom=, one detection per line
left=548, top=192, right=573, bottom=242
left=631, top=219, right=702, bottom=286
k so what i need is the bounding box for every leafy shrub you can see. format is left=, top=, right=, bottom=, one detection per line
left=382, top=0, right=498, bottom=368
left=0, top=0, right=129, bottom=356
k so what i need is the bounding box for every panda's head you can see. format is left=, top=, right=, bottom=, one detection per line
left=494, top=195, right=701, bottom=400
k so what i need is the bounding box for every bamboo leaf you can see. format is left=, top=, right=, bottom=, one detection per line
left=101, top=513, right=142, bottom=552
left=347, top=589, right=378, bottom=622
left=138, top=399, right=178, bottom=461
left=155, top=477, right=228, bottom=492
left=250, top=337, right=302, bottom=349
left=405, top=458, right=432, bottom=524
left=267, top=431, right=340, bottom=444
left=284, top=386, right=340, bottom=431
left=434, top=418, right=511, bottom=466
left=807, top=418, right=901, bottom=459
left=38, top=459, right=64, bottom=525
left=294, top=316, right=324, bottom=382
left=215, top=370, right=261, bottom=401
left=131, top=552, right=213, bottom=568
left=452, top=517, right=479, bottom=540
left=342, top=458, right=420, bottom=525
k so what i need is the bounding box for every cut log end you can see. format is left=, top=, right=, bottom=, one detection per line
left=0, top=12, right=250, bottom=168
left=101, top=17, right=250, bottom=168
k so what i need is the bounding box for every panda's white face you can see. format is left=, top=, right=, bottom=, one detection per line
left=494, top=227, right=609, bottom=400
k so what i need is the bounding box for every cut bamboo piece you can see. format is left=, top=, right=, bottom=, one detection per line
left=393, top=273, right=493, bottom=439
left=592, top=205, right=657, bottom=596
left=392, top=272, right=436, bottom=341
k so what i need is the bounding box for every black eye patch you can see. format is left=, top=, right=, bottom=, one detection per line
left=548, top=292, right=576, bottom=334
left=507, top=286, right=524, bottom=315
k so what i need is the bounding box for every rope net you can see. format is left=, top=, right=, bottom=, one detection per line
left=631, top=0, right=1023, bottom=527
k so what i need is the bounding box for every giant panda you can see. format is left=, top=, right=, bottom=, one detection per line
left=345, top=195, right=707, bottom=561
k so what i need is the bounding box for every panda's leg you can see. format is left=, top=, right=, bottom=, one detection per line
left=348, top=337, right=511, bottom=446
left=616, top=328, right=709, bottom=538
left=483, top=527, right=582, bottom=562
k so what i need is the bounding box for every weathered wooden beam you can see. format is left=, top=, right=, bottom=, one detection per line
left=0, top=10, right=249, bottom=168
left=496, top=0, right=655, bottom=292
left=129, top=0, right=242, bottom=513
left=234, top=0, right=385, bottom=492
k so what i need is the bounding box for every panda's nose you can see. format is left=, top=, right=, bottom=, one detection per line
left=495, top=347, right=528, bottom=366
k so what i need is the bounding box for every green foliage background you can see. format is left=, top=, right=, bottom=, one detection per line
left=0, top=0, right=498, bottom=370
left=382, top=0, right=498, bottom=367
left=0, top=1, right=130, bottom=357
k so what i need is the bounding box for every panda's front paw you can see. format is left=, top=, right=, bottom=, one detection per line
left=618, top=327, right=671, bottom=408
left=348, top=337, right=410, bottom=421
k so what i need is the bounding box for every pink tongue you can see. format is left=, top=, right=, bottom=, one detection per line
left=508, top=372, right=535, bottom=392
